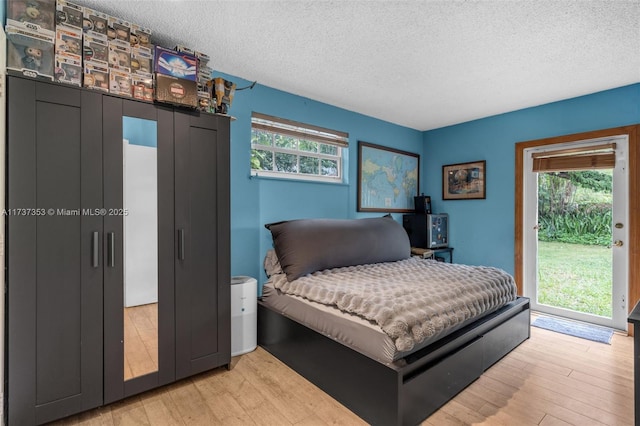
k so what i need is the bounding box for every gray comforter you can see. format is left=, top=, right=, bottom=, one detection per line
left=272, top=257, right=517, bottom=351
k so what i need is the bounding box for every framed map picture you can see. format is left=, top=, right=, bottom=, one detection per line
left=357, top=141, right=420, bottom=212
left=442, top=160, right=486, bottom=200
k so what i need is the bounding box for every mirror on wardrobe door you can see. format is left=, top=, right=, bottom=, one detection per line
left=122, top=116, right=159, bottom=381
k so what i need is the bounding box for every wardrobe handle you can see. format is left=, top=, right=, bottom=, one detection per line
left=178, top=229, right=185, bottom=261
left=108, top=232, right=115, bottom=268
left=92, top=231, right=99, bottom=268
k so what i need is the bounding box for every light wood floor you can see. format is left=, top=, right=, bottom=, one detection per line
left=52, top=315, right=634, bottom=425
left=124, top=303, right=158, bottom=381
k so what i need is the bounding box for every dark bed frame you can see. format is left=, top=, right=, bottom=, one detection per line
left=258, top=296, right=530, bottom=426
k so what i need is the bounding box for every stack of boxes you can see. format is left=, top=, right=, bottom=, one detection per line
left=154, top=45, right=198, bottom=108
left=175, top=45, right=213, bottom=112
left=130, top=24, right=154, bottom=101
left=5, top=0, right=56, bottom=80
left=82, top=7, right=109, bottom=91
left=197, top=53, right=212, bottom=112
left=107, top=16, right=132, bottom=97
left=54, top=0, right=83, bottom=86
left=5, top=0, right=218, bottom=111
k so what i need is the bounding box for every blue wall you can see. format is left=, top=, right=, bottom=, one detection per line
left=423, top=83, right=640, bottom=274
left=123, top=116, right=157, bottom=147
left=220, top=73, right=423, bottom=285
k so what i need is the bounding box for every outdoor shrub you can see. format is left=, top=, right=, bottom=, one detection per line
left=538, top=205, right=612, bottom=246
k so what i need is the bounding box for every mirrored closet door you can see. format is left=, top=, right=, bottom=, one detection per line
left=103, top=98, right=176, bottom=403
left=122, top=116, right=158, bottom=381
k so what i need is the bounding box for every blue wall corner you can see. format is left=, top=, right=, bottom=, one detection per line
left=422, top=83, right=640, bottom=274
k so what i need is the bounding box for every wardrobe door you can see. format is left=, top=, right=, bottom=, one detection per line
left=174, top=111, right=231, bottom=379
left=103, top=98, right=175, bottom=404
left=6, top=77, right=103, bottom=425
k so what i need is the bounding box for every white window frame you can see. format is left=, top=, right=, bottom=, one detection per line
left=250, top=112, right=348, bottom=183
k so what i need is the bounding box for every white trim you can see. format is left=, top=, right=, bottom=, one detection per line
left=250, top=169, right=342, bottom=183
left=250, top=115, right=345, bottom=183
left=0, top=25, right=7, bottom=425
left=523, top=135, right=629, bottom=330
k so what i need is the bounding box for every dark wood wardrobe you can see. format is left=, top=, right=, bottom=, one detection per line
left=5, top=75, right=231, bottom=425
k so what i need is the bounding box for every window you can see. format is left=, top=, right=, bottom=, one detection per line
left=250, top=112, right=348, bottom=183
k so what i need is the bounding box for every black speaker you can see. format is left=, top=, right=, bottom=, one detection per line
left=414, top=194, right=431, bottom=214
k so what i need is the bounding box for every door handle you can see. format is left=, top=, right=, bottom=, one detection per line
left=613, top=240, right=623, bottom=247
left=178, top=229, right=185, bottom=261
left=108, top=232, right=115, bottom=267
left=92, top=231, right=99, bottom=268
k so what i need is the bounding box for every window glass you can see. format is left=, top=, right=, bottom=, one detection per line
left=250, top=113, right=347, bottom=183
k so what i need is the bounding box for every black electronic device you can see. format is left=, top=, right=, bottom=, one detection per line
left=414, top=193, right=431, bottom=214
left=402, top=213, right=449, bottom=248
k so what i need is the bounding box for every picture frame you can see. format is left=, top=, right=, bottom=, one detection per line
left=442, top=160, right=486, bottom=200
left=357, top=141, right=420, bottom=212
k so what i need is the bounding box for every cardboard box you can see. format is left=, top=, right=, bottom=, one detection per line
left=108, top=40, right=131, bottom=72
left=155, top=73, right=197, bottom=108
left=131, top=75, right=154, bottom=102
left=108, top=16, right=131, bottom=43
left=56, top=0, right=84, bottom=30
left=198, top=65, right=212, bottom=83
left=83, top=61, right=109, bottom=92
left=131, top=24, right=152, bottom=51
left=6, top=26, right=55, bottom=80
left=54, top=55, right=82, bottom=86
left=197, top=91, right=213, bottom=113
left=83, top=8, right=108, bottom=37
left=155, top=46, right=197, bottom=82
left=109, top=69, right=132, bottom=97
left=83, top=34, right=109, bottom=65
left=175, top=44, right=210, bottom=66
left=55, top=26, right=82, bottom=60
left=131, top=47, right=153, bottom=76
left=174, top=44, right=194, bottom=55
left=7, top=0, right=55, bottom=37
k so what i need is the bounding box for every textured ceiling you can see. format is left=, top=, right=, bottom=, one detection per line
left=78, top=0, right=640, bottom=131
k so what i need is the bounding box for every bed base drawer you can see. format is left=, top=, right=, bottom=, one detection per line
left=258, top=297, right=530, bottom=426
left=402, top=337, right=484, bottom=425
left=483, top=308, right=530, bottom=369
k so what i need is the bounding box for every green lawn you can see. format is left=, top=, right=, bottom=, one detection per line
left=537, top=241, right=612, bottom=317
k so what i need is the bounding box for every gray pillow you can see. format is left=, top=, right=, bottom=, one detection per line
left=265, top=216, right=410, bottom=281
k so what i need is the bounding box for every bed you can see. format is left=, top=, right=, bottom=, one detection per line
left=258, top=216, right=530, bottom=425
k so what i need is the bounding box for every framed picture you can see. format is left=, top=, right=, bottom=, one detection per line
left=357, top=141, right=419, bottom=212
left=442, top=160, right=486, bottom=200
